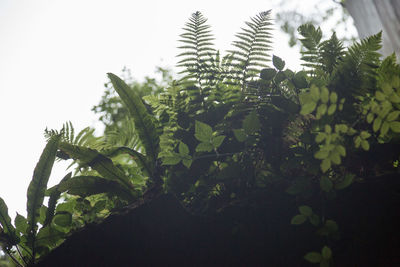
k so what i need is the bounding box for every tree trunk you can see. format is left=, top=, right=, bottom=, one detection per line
left=345, top=0, right=400, bottom=57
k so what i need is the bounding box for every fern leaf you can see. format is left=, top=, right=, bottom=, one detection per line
left=0, top=197, right=19, bottom=246
left=26, top=135, right=60, bottom=250
left=55, top=176, right=137, bottom=201
left=107, top=73, right=160, bottom=166
left=58, top=142, right=135, bottom=192
left=43, top=172, right=72, bottom=227
left=227, top=10, right=272, bottom=88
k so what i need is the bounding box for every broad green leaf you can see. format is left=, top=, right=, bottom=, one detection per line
left=39, top=206, right=47, bottom=225
left=275, top=71, right=286, bottom=83
left=373, top=117, right=382, bottom=132
left=292, top=71, right=308, bottom=88
left=44, top=172, right=72, bottom=227
left=233, top=129, right=247, bottom=142
left=336, top=145, right=346, bottom=157
left=366, top=113, right=374, bottom=123
left=260, top=68, right=276, bottom=80
left=360, top=131, right=371, bottom=139
left=53, top=212, right=72, bottom=228
left=0, top=197, right=18, bottom=244
left=329, top=151, right=341, bottom=165
left=182, top=159, right=192, bottom=168
left=320, top=176, right=333, bottom=192
left=361, top=140, right=370, bottom=151
left=59, top=143, right=134, bottom=191
left=386, top=111, right=400, bottom=122
left=179, top=142, right=189, bottom=155
left=108, top=73, right=160, bottom=164
left=329, top=92, right=338, bottom=103
left=309, top=214, right=320, bottom=226
left=243, top=111, right=260, bottom=135
left=212, top=136, right=225, bottom=148
left=310, top=85, right=320, bottom=101
left=57, top=176, right=136, bottom=201
left=300, top=101, right=317, bottom=115
left=55, top=202, right=75, bottom=213
left=15, top=213, right=28, bottom=235
left=315, top=150, right=329, bottom=160
left=162, top=155, right=181, bottom=165
left=389, top=92, right=400, bottom=103
left=390, top=121, right=400, bottom=133
left=316, top=104, right=327, bottom=119
left=315, top=133, right=326, bottom=143
left=27, top=135, right=60, bottom=240
left=291, top=214, right=307, bottom=225
left=335, top=174, right=354, bottom=190
left=304, top=252, right=322, bottom=263
left=321, top=158, right=331, bottom=172
left=380, top=121, right=389, bottom=136
left=320, top=87, right=329, bottom=103
left=299, top=205, right=312, bottom=216
left=272, top=55, right=285, bottom=70
left=322, top=246, right=332, bottom=259
left=196, top=142, right=214, bottom=152
left=327, top=104, right=337, bottom=115
left=194, top=121, right=213, bottom=142
left=375, top=90, right=386, bottom=101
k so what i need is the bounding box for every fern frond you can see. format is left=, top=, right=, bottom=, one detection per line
left=227, top=10, right=273, bottom=89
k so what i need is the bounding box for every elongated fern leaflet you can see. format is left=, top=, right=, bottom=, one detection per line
left=58, top=142, right=135, bottom=192
left=55, top=176, right=137, bottom=201
left=107, top=73, right=160, bottom=167
left=26, top=135, right=60, bottom=260
left=43, top=172, right=72, bottom=227
left=227, top=10, right=273, bottom=87
left=0, top=197, right=19, bottom=246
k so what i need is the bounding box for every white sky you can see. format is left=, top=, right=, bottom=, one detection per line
left=0, top=0, right=352, bottom=219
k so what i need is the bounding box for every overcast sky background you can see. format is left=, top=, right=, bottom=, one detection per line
left=0, top=0, right=356, bottom=219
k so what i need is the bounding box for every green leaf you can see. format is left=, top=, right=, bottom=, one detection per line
left=320, top=87, right=329, bottom=103
left=336, top=145, right=346, bottom=157
left=15, top=213, right=28, bottom=235
left=316, top=104, right=327, bottom=119
left=27, top=135, right=60, bottom=240
left=53, top=212, right=72, bottom=228
left=0, top=197, right=18, bottom=244
left=162, top=155, right=181, bottom=165
left=243, top=111, right=260, bottom=135
left=194, top=120, right=213, bottom=142
left=320, top=176, right=333, bottom=192
left=366, top=113, right=374, bottom=123
left=299, top=205, right=313, bottom=216
left=310, top=85, right=320, bottom=101
left=179, top=142, right=189, bottom=155
left=44, top=172, right=72, bottom=227
left=320, top=159, right=331, bottom=172
left=102, top=147, right=150, bottom=176
left=390, top=121, right=400, bottom=133
left=315, top=150, right=329, bottom=160
left=35, top=226, right=64, bottom=249
left=327, top=104, right=337, bottom=115
left=212, top=136, right=225, bottom=148
left=196, top=142, right=214, bottom=152
left=304, top=252, right=322, bottom=263
left=58, top=176, right=136, bottom=201
left=260, top=68, right=276, bottom=80
left=292, top=71, right=308, bottom=88
left=315, top=133, right=326, bottom=143
left=335, top=174, right=354, bottom=190
left=386, top=111, right=400, bottom=122
left=322, top=246, right=332, bottom=259
left=373, top=117, right=382, bottom=132
left=108, top=73, right=160, bottom=164
left=272, top=55, right=285, bottom=70
left=329, top=150, right=341, bottom=165
left=361, top=140, right=370, bottom=151
left=329, top=92, right=338, bottom=103
left=233, top=129, right=247, bottom=142
left=309, top=214, right=320, bottom=226
left=375, top=90, right=386, bottom=101
left=380, top=121, right=389, bottom=136
left=182, top=159, right=192, bottom=168
left=59, top=143, right=134, bottom=191
left=291, top=214, right=307, bottom=225
left=275, top=71, right=286, bottom=83
left=300, top=101, right=317, bottom=115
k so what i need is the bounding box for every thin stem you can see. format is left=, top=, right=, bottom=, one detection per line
left=6, top=251, right=23, bottom=267
left=16, top=245, right=28, bottom=266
